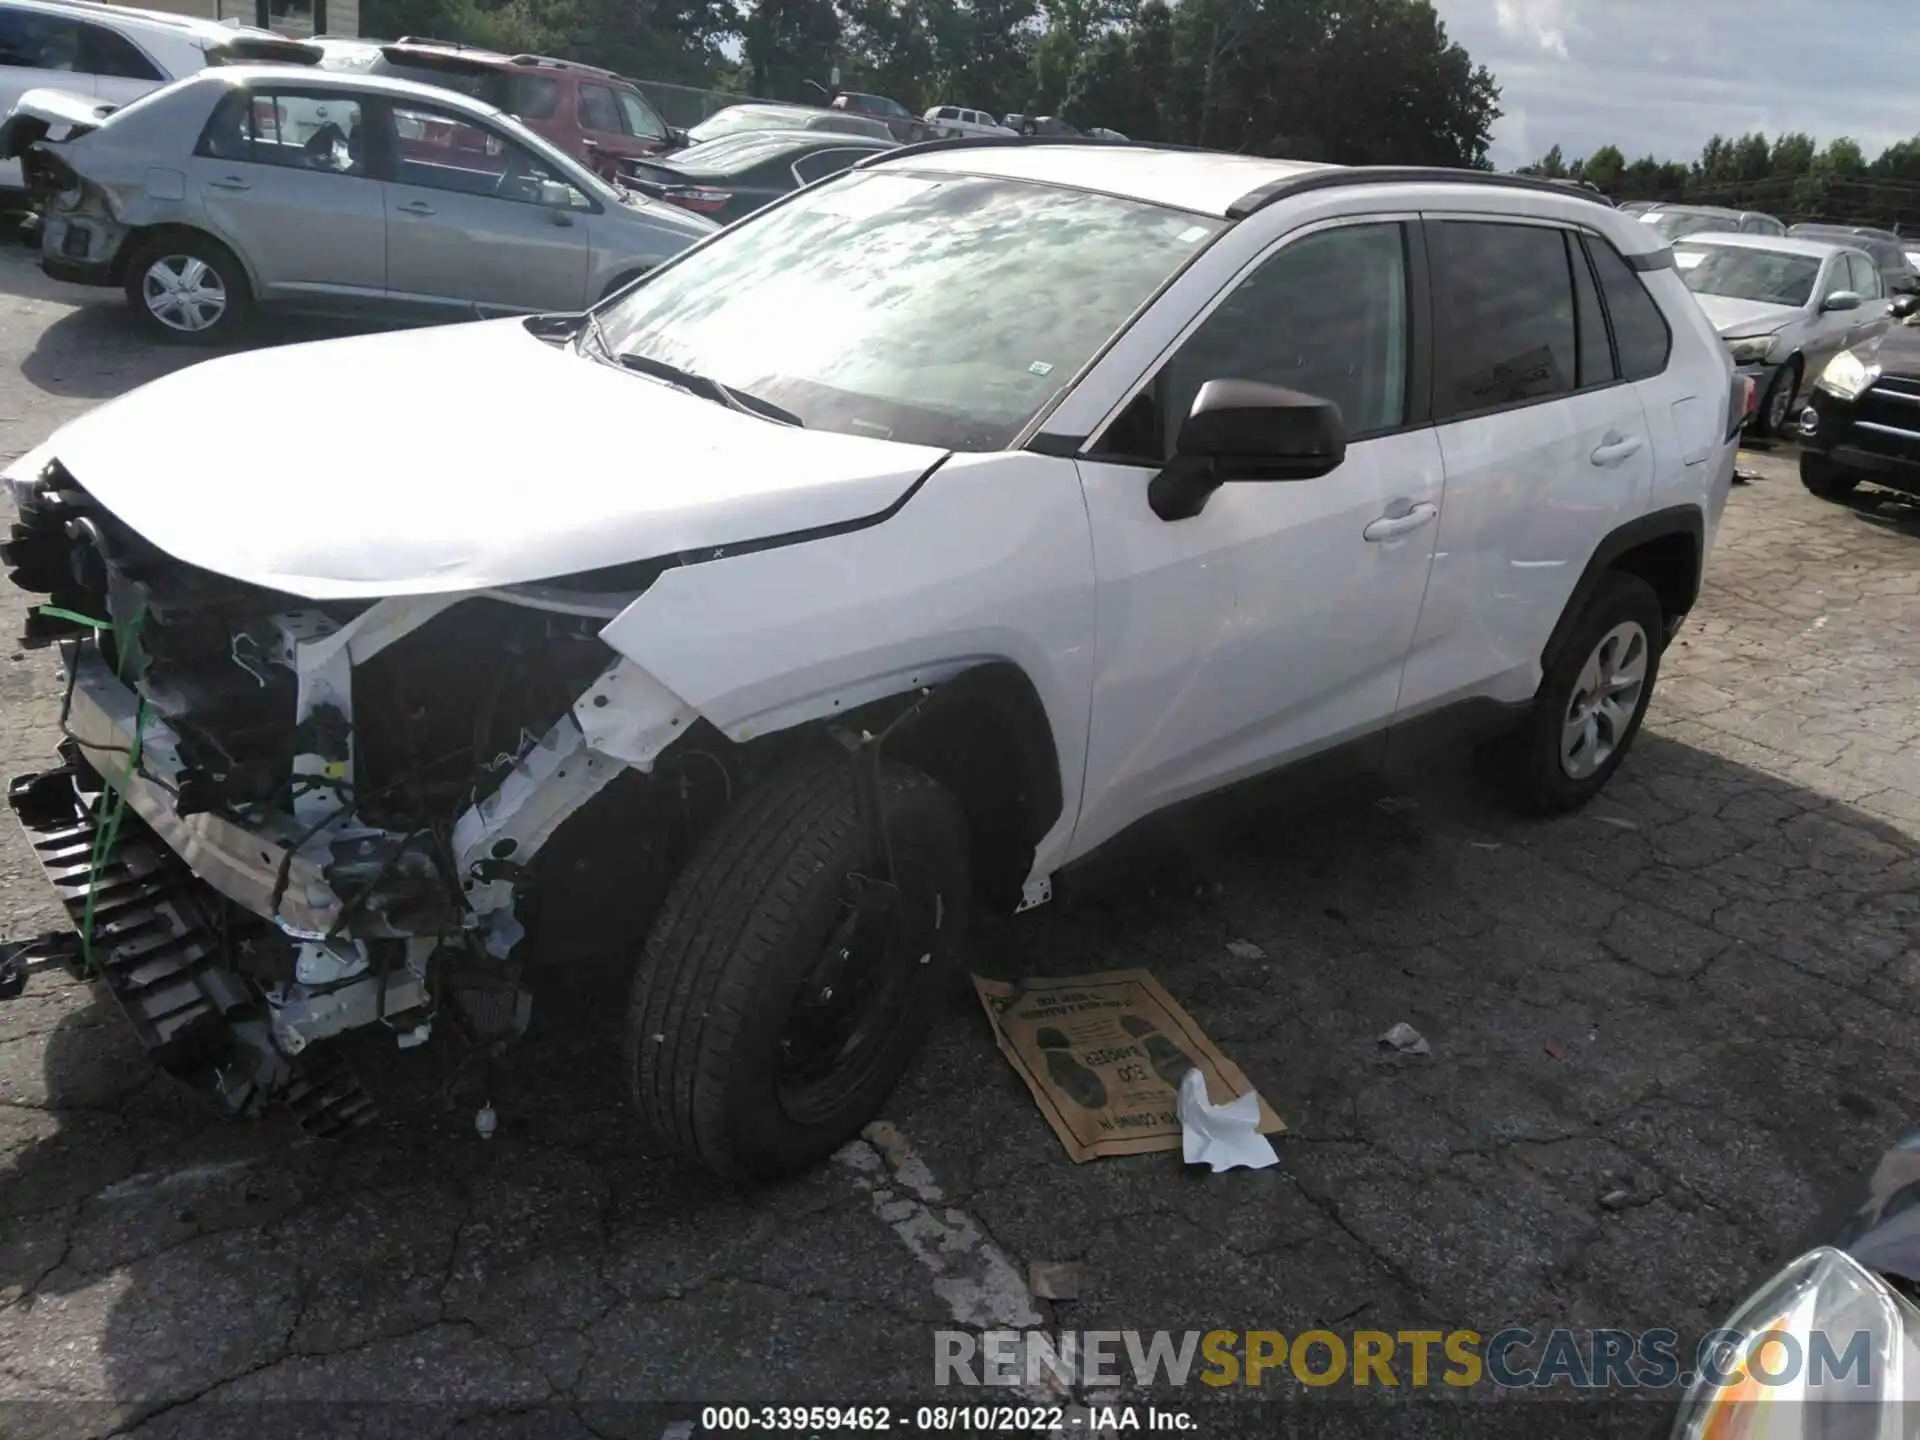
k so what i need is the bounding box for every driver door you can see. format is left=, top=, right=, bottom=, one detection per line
left=1067, top=218, right=1444, bottom=860
left=382, top=100, right=592, bottom=317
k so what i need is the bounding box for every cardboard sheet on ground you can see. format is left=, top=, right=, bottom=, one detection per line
left=971, top=968, right=1285, bottom=1163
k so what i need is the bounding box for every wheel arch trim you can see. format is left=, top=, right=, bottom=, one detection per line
left=1541, top=504, right=1705, bottom=677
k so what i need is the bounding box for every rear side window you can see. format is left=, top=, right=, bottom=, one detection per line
left=508, top=74, right=560, bottom=121
left=1431, top=220, right=1577, bottom=418
left=0, top=8, right=80, bottom=69
left=79, top=23, right=162, bottom=81
left=1585, top=237, right=1672, bottom=381
left=791, top=146, right=870, bottom=186
left=577, top=81, right=620, bottom=132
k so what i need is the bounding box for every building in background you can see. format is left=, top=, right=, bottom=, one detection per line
left=106, top=0, right=359, bottom=37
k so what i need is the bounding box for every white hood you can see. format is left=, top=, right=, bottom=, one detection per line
left=1691, top=293, right=1798, bottom=337
left=40, top=319, right=947, bottom=600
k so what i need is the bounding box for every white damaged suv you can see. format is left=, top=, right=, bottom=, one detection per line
left=1, top=141, right=1741, bottom=1178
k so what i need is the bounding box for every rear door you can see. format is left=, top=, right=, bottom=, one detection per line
left=382, top=98, right=591, bottom=315
left=187, top=84, right=386, bottom=308
left=0, top=4, right=90, bottom=189
left=1398, top=216, right=1656, bottom=718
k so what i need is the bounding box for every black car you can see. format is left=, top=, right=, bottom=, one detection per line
left=1798, top=293, right=1920, bottom=499
left=619, top=130, right=896, bottom=225
left=1789, top=224, right=1920, bottom=296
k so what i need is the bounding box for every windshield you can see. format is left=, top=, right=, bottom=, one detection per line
left=595, top=170, right=1223, bottom=451
left=1642, top=211, right=1732, bottom=242
left=1675, top=245, right=1820, bottom=307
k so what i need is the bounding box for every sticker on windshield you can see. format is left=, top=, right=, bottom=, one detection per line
left=1029, top=361, right=1055, bottom=376
left=1178, top=225, right=1211, bottom=243
left=810, top=173, right=942, bottom=221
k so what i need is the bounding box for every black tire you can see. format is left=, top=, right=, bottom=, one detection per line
left=1800, top=451, right=1862, bottom=501
left=122, top=231, right=252, bottom=345
left=1500, top=572, right=1666, bottom=816
left=627, top=753, right=970, bottom=1181
left=1757, top=359, right=1802, bottom=438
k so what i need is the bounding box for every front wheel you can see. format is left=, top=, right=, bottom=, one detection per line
left=123, top=232, right=251, bottom=344
left=1497, top=572, right=1666, bottom=816
left=1800, top=451, right=1862, bottom=500
left=626, top=754, right=970, bottom=1181
left=1758, top=359, right=1802, bottom=437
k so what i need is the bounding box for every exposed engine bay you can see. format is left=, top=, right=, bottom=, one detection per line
left=1, top=460, right=741, bottom=1132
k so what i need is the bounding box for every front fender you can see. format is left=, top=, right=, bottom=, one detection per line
left=596, top=450, right=1098, bottom=877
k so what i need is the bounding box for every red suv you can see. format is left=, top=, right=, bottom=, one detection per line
left=313, top=39, right=682, bottom=179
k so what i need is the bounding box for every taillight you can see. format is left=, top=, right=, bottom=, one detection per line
left=664, top=186, right=731, bottom=213
left=1726, top=372, right=1756, bottom=441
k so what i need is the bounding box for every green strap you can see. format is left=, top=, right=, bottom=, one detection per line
left=36, top=604, right=111, bottom=629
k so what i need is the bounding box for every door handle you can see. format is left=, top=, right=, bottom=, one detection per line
left=207, top=176, right=250, bottom=191
left=1590, top=432, right=1644, bottom=466
left=397, top=200, right=436, bottom=216
left=1362, top=502, right=1438, bottom=542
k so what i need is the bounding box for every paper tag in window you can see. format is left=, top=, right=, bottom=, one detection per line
left=1029, top=360, right=1055, bottom=376
left=1178, top=225, right=1211, bottom=243
left=810, top=173, right=941, bottom=221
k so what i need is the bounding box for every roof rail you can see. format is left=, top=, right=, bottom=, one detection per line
left=1224, top=165, right=1617, bottom=219
left=392, top=35, right=489, bottom=51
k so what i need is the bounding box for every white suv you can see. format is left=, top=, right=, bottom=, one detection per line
left=1, top=142, right=1740, bottom=1180
left=0, top=0, right=310, bottom=193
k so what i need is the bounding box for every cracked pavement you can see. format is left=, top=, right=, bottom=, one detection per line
left=1, top=245, right=1918, bottom=1438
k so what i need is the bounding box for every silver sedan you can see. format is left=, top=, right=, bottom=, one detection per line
left=6, top=66, right=718, bottom=342
left=1674, top=232, right=1894, bottom=436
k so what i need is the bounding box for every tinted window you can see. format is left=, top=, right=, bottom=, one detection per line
left=615, top=87, right=667, bottom=141
left=1571, top=235, right=1615, bottom=388
left=197, top=89, right=368, bottom=176
left=79, top=23, right=161, bottom=81
left=577, top=82, right=620, bottom=132
left=507, top=73, right=560, bottom=121
left=1587, top=237, right=1672, bottom=381
left=1104, top=222, right=1409, bottom=460
left=1432, top=220, right=1575, bottom=418
left=598, top=172, right=1227, bottom=452
left=0, top=8, right=80, bottom=69
left=791, top=146, right=871, bottom=186
left=389, top=102, right=590, bottom=207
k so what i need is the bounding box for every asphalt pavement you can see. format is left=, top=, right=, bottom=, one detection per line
left=1, top=243, right=1918, bottom=1439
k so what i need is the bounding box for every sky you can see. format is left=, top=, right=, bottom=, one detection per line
left=1430, top=0, right=1920, bottom=170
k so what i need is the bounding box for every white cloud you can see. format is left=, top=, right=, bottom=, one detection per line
left=1493, top=0, right=1572, bottom=59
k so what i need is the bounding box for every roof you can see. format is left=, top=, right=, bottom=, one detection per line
left=1674, top=231, right=1858, bottom=259
left=198, top=63, right=512, bottom=118
left=7, top=0, right=270, bottom=40
left=878, top=143, right=1335, bottom=217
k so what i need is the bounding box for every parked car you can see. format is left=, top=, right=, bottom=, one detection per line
left=307, top=37, right=680, bottom=181
left=1788, top=223, right=1920, bottom=296
left=922, top=104, right=1013, bottom=138
left=0, top=0, right=316, bottom=196
left=685, top=101, right=892, bottom=145
left=13, top=66, right=715, bottom=340
left=0, top=150, right=1735, bottom=1181
left=1639, top=204, right=1786, bottom=240
left=1086, top=126, right=1129, bottom=142
left=1664, top=1132, right=1920, bottom=1435
left=619, top=129, right=894, bottom=224
left=829, top=90, right=934, bottom=142
left=1004, top=112, right=1081, bottom=137
left=1672, top=232, right=1891, bottom=436
left=1799, top=293, right=1920, bottom=500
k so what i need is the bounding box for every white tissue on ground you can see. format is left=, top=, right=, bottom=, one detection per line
left=1176, top=1065, right=1279, bottom=1172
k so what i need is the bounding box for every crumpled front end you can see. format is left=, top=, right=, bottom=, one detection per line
left=2, top=459, right=715, bottom=1132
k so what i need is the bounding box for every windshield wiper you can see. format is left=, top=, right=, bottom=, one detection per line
left=617, top=352, right=804, bottom=428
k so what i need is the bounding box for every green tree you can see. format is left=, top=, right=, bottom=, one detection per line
left=745, top=0, right=840, bottom=101
left=1582, top=143, right=1623, bottom=191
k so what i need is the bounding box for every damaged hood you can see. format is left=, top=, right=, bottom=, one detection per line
left=1691, top=293, right=1800, bottom=337
left=0, top=88, right=114, bottom=160
left=37, top=319, right=949, bottom=599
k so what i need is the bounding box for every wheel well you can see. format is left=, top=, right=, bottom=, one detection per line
left=110, top=224, right=249, bottom=289
left=1607, top=531, right=1699, bottom=630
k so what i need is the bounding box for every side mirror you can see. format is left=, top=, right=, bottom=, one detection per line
left=667, top=127, right=689, bottom=149
left=1148, top=379, right=1347, bottom=522
left=537, top=180, right=573, bottom=209
left=1892, top=294, right=1920, bottom=320
left=1822, top=290, right=1862, bottom=313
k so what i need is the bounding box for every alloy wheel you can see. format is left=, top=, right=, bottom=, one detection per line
left=1560, top=620, right=1650, bottom=780
left=141, top=255, right=227, bottom=334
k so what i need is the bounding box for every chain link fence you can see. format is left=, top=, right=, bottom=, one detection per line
left=633, top=81, right=765, bottom=129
